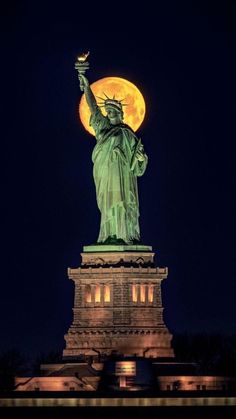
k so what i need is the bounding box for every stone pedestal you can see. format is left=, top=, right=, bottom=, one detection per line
left=63, top=245, right=174, bottom=358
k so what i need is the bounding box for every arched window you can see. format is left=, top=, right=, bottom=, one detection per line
left=148, top=285, right=154, bottom=303
left=95, top=284, right=101, bottom=303
left=104, top=285, right=110, bottom=303
left=132, top=284, right=138, bottom=302
left=85, top=285, right=92, bottom=303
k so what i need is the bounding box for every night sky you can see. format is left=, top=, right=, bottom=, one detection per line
left=1, top=1, right=236, bottom=357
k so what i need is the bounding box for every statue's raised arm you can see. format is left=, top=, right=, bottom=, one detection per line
left=74, top=58, right=97, bottom=114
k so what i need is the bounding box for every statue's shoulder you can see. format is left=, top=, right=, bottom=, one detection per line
left=120, top=122, right=135, bottom=133
left=119, top=123, right=137, bottom=138
left=120, top=123, right=139, bottom=142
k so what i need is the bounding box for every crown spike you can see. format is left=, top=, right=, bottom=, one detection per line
left=96, top=96, right=106, bottom=101
left=103, top=92, right=110, bottom=99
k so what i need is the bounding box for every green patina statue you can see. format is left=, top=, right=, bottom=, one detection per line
left=75, top=60, right=148, bottom=245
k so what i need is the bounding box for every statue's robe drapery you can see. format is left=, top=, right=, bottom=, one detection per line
left=90, top=107, right=148, bottom=244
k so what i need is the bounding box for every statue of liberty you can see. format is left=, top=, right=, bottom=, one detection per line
left=75, top=57, right=148, bottom=245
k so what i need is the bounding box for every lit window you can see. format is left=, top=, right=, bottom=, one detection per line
left=104, top=285, right=110, bottom=302
left=95, top=284, right=101, bottom=303
left=85, top=285, right=92, bottom=303
left=148, top=285, right=154, bottom=303
left=140, top=284, right=146, bottom=302
left=115, top=361, right=136, bottom=376
left=132, top=284, right=138, bottom=302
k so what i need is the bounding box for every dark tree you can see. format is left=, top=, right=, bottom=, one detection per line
left=0, top=349, right=28, bottom=391
left=172, top=333, right=236, bottom=375
left=31, top=350, right=62, bottom=375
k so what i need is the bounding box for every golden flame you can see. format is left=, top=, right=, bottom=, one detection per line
left=77, top=51, right=90, bottom=63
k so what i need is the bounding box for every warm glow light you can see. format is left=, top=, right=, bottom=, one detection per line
left=140, top=285, right=146, bottom=302
left=132, top=284, right=138, bottom=302
left=115, top=361, right=136, bottom=376
left=85, top=285, right=91, bottom=303
left=95, top=284, right=101, bottom=302
left=79, top=77, right=146, bottom=135
left=119, top=376, right=127, bottom=388
left=104, top=285, right=110, bottom=302
left=148, top=285, right=154, bottom=303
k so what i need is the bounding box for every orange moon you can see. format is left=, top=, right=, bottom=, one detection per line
left=78, top=77, right=146, bottom=136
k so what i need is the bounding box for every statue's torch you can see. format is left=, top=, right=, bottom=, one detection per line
left=75, top=51, right=90, bottom=91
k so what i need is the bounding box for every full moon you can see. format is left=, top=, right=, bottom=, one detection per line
left=78, top=77, right=146, bottom=136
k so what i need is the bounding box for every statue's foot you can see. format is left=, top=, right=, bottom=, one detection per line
left=97, top=236, right=141, bottom=246
left=101, top=236, right=127, bottom=245
left=131, top=238, right=141, bottom=245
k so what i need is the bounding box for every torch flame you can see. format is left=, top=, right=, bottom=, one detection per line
left=77, top=51, right=90, bottom=63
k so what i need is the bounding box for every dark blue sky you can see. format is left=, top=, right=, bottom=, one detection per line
left=1, top=1, right=236, bottom=357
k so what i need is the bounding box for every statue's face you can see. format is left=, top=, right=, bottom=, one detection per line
left=105, top=107, right=122, bottom=125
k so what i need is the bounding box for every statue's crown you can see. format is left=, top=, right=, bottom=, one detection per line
left=97, top=94, right=127, bottom=112
left=104, top=99, right=123, bottom=111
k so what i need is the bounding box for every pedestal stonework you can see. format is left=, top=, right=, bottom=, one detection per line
left=63, top=246, right=174, bottom=358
